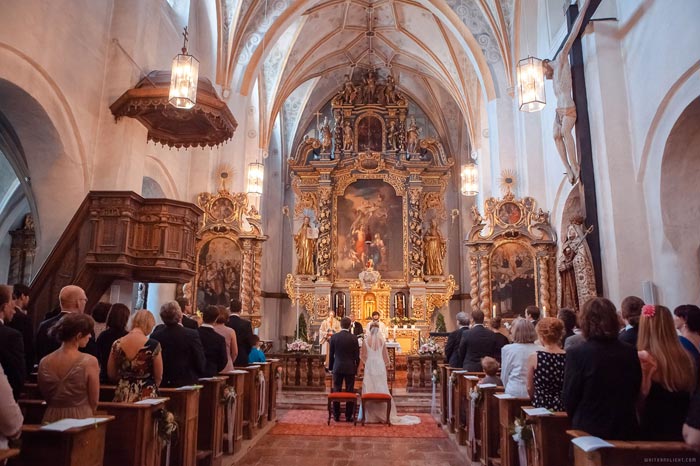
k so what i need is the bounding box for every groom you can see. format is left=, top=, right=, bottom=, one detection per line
left=329, top=316, right=360, bottom=422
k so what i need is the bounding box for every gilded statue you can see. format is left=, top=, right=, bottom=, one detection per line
left=339, top=74, right=357, bottom=105
left=294, top=216, right=317, bottom=275
left=406, top=116, right=421, bottom=153
left=387, top=120, right=398, bottom=150
left=384, top=75, right=399, bottom=104
left=543, top=0, right=591, bottom=184
left=343, top=120, right=354, bottom=151
left=319, top=116, right=332, bottom=152
left=423, top=218, right=446, bottom=276
left=558, top=217, right=596, bottom=311
left=362, top=70, right=378, bottom=103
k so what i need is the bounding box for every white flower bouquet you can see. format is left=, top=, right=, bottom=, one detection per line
left=418, top=338, right=443, bottom=355
left=286, top=339, right=313, bottom=352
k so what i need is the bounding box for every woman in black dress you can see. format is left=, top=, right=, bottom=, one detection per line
left=527, top=317, right=566, bottom=410
left=95, top=304, right=130, bottom=382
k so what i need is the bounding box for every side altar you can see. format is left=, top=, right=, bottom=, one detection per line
left=285, top=69, right=457, bottom=353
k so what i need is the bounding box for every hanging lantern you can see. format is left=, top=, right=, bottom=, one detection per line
left=169, top=27, right=199, bottom=109
left=461, top=161, right=479, bottom=196
left=517, top=56, right=546, bottom=112
left=247, top=161, right=264, bottom=196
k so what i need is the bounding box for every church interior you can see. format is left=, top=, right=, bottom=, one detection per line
left=1, top=0, right=700, bottom=465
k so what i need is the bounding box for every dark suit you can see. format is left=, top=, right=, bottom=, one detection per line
left=458, top=324, right=499, bottom=371
left=445, top=326, right=469, bottom=367
left=226, top=314, right=253, bottom=367
left=8, top=308, right=35, bottom=375
left=35, top=312, right=98, bottom=363
left=96, top=327, right=128, bottom=382
left=0, top=322, right=25, bottom=399
left=618, top=326, right=639, bottom=348
left=329, top=329, right=360, bottom=420
left=350, top=321, right=364, bottom=337
left=493, top=332, right=510, bottom=362
left=197, top=325, right=228, bottom=377
left=563, top=338, right=642, bottom=440
left=151, top=324, right=206, bottom=387
left=182, top=315, right=199, bottom=329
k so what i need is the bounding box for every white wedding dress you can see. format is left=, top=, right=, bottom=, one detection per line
left=360, top=329, right=421, bottom=425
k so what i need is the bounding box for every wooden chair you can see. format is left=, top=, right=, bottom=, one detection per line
left=360, top=393, right=392, bottom=426
left=327, top=392, right=359, bottom=425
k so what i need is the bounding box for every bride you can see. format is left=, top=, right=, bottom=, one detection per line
left=360, top=322, right=421, bottom=425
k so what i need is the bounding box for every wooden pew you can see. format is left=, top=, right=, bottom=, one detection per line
left=463, top=373, right=484, bottom=453
left=221, top=370, right=246, bottom=454
left=197, top=377, right=227, bottom=466
left=255, top=362, right=271, bottom=430
left=497, top=395, right=531, bottom=466
left=236, top=365, right=260, bottom=440
left=438, top=364, right=450, bottom=425
left=479, top=385, right=505, bottom=466
left=523, top=408, right=570, bottom=466
left=10, top=416, right=114, bottom=466
left=448, top=369, right=468, bottom=433
left=568, top=430, right=700, bottom=466
left=266, top=359, right=281, bottom=422
left=159, top=386, right=201, bottom=466
left=0, top=449, right=19, bottom=462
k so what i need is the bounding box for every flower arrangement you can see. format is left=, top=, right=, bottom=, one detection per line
left=642, top=304, right=656, bottom=318
left=469, top=386, right=483, bottom=405
left=221, top=385, right=237, bottom=404
left=509, top=416, right=534, bottom=445
left=156, top=408, right=178, bottom=442
left=391, top=316, right=417, bottom=326
left=431, top=369, right=440, bottom=385
left=286, top=339, right=313, bottom=352
left=418, top=338, right=443, bottom=356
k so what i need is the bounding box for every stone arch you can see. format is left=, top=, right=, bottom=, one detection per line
left=143, top=155, right=180, bottom=199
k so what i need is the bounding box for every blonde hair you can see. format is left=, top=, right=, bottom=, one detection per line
left=511, top=318, right=537, bottom=344
left=638, top=305, right=695, bottom=393
left=129, top=309, right=156, bottom=335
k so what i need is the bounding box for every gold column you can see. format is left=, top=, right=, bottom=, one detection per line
left=240, top=239, right=253, bottom=313
left=252, top=240, right=263, bottom=315
left=478, top=251, right=490, bottom=315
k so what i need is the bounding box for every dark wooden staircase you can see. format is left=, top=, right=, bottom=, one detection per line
left=28, top=191, right=202, bottom=327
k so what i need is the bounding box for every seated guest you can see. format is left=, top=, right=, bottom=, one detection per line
left=0, top=285, right=25, bottom=399
left=96, top=303, right=130, bottom=382
left=478, top=356, right=503, bottom=386
left=38, top=313, right=99, bottom=423
left=176, top=297, right=200, bottom=329
left=198, top=305, right=228, bottom=377
left=445, top=312, right=469, bottom=368
left=9, top=283, right=34, bottom=377
left=619, top=296, right=644, bottom=347
left=0, top=363, right=22, bottom=450
left=89, top=301, right=111, bottom=337
left=490, top=317, right=510, bottom=360
left=637, top=304, right=695, bottom=441
left=527, top=317, right=566, bottom=411
left=152, top=301, right=206, bottom=387
left=213, top=305, right=237, bottom=373
left=674, top=304, right=700, bottom=367
left=563, top=297, right=641, bottom=440
left=501, top=318, right=540, bottom=397
left=557, top=308, right=577, bottom=345
left=458, top=310, right=499, bottom=371
left=248, top=335, right=267, bottom=364
left=108, top=310, right=162, bottom=402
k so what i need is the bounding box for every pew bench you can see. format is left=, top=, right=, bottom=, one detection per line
left=197, top=377, right=227, bottom=466
left=0, top=449, right=19, bottom=462
left=496, top=395, right=531, bottom=466
left=478, top=385, right=504, bottom=466
left=522, top=407, right=570, bottom=466
left=568, top=429, right=700, bottom=466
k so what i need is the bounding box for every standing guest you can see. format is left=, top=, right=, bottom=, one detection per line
left=637, top=304, right=695, bottom=441
left=445, top=312, right=469, bottom=368
left=213, top=306, right=238, bottom=373
left=490, top=316, right=510, bottom=361
left=348, top=312, right=364, bottom=338
left=248, top=335, right=267, bottom=364
left=0, top=364, right=22, bottom=450
left=563, top=297, right=641, bottom=440
left=9, top=284, right=34, bottom=376
left=619, top=296, right=644, bottom=347
left=458, top=310, right=499, bottom=371
left=527, top=317, right=566, bottom=411
left=674, top=305, right=700, bottom=367
left=38, top=313, right=99, bottom=423
left=478, top=357, right=503, bottom=386
left=108, top=310, right=162, bottom=402
left=89, top=302, right=111, bottom=337
left=198, top=306, right=228, bottom=377
left=0, top=285, right=25, bottom=399
left=36, top=285, right=98, bottom=361
left=557, top=308, right=577, bottom=345
left=329, top=317, right=360, bottom=422
left=96, top=303, right=130, bottom=382
left=226, top=299, right=253, bottom=367
left=152, top=301, right=206, bottom=387
left=501, top=318, right=541, bottom=397
left=525, top=305, right=541, bottom=327
left=176, top=297, right=200, bottom=329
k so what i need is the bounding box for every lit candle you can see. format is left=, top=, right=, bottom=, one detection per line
left=543, top=305, right=547, bottom=317
left=492, top=304, right=496, bottom=319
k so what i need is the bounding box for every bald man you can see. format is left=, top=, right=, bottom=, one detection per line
left=35, top=285, right=98, bottom=362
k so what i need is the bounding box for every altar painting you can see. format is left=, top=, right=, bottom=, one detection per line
left=490, top=242, right=535, bottom=315
left=196, top=237, right=242, bottom=311
left=336, top=180, right=403, bottom=279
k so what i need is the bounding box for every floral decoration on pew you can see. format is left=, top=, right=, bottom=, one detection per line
left=418, top=338, right=442, bottom=355
left=509, top=416, right=534, bottom=445
left=469, top=386, right=483, bottom=405
left=286, top=339, right=313, bottom=353
left=221, top=385, right=237, bottom=404
left=431, top=369, right=440, bottom=384
left=156, top=408, right=178, bottom=442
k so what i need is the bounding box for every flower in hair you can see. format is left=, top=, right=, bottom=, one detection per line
left=642, top=304, right=656, bottom=317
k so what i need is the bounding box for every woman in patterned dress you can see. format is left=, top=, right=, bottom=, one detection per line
left=108, top=310, right=163, bottom=402
left=526, top=317, right=566, bottom=411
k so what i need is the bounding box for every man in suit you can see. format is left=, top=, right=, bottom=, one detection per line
left=0, top=284, right=25, bottom=399
left=35, top=285, right=98, bottom=362
left=619, top=295, right=643, bottom=347
left=525, top=305, right=541, bottom=327
left=226, top=298, right=254, bottom=367
left=458, top=310, right=499, bottom=371
left=151, top=300, right=206, bottom=387
left=329, top=317, right=360, bottom=422
left=198, top=305, right=228, bottom=376
left=445, top=312, right=469, bottom=367
left=176, top=297, right=200, bottom=329
left=349, top=312, right=363, bottom=337
left=9, top=284, right=35, bottom=375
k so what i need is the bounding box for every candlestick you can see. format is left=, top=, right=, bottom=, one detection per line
left=543, top=305, right=547, bottom=317
left=492, top=304, right=496, bottom=319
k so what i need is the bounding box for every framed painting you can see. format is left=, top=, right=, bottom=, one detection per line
left=195, top=237, right=242, bottom=311
left=335, top=179, right=404, bottom=279
left=490, top=242, right=536, bottom=316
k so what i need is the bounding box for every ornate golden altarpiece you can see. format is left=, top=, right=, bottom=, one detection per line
left=465, top=190, right=557, bottom=318
left=286, top=70, right=457, bottom=353
left=192, top=180, right=267, bottom=328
